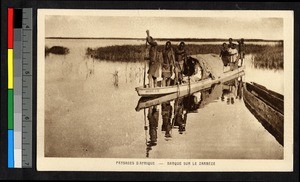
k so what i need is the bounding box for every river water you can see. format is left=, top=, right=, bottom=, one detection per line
left=44, top=39, right=283, bottom=159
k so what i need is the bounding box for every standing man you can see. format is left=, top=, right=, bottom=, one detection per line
left=174, top=42, right=187, bottom=84
left=146, top=30, right=160, bottom=88
left=162, top=41, right=175, bottom=86
left=228, top=38, right=236, bottom=48
left=238, top=38, right=245, bottom=67
left=220, top=42, right=230, bottom=67
left=228, top=44, right=239, bottom=70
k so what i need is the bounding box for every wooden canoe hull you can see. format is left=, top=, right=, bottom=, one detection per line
left=136, top=72, right=243, bottom=111
left=243, top=82, right=284, bottom=146
left=136, top=68, right=245, bottom=97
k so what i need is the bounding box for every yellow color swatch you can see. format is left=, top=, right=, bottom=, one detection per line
left=8, top=49, right=13, bottom=89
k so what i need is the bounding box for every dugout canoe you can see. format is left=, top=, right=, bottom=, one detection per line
left=135, top=67, right=245, bottom=97
left=135, top=71, right=243, bottom=111
left=243, top=82, right=284, bottom=145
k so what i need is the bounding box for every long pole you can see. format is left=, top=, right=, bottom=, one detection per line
left=144, top=108, right=148, bottom=157
left=144, top=108, right=147, bottom=143
left=143, top=31, right=149, bottom=155
left=143, top=42, right=147, bottom=88
left=144, top=30, right=150, bottom=88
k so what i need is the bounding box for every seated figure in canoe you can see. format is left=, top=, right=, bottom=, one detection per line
left=181, top=56, right=216, bottom=83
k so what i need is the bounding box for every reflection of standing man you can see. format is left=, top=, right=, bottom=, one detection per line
left=146, top=106, right=159, bottom=157
left=235, top=77, right=243, bottom=99
left=146, top=30, right=160, bottom=88
left=161, top=102, right=173, bottom=139
left=173, top=98, right=187, bottom=134
left=221, top=83, right=236, bottom=105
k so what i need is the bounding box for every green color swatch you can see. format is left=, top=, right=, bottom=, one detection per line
left=8, top=89, right=14, bottom=129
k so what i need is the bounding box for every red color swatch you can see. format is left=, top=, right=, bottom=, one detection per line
left=8, top=8, right=14, bottom=48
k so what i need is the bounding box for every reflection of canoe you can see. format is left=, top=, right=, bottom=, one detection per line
left=136, top=72, right=243, bottom=111
left=135, top=67, right=245, bottom=97
left=243, top=82, right=284, bottom=145
left=136, top=87, right=206, bottom=112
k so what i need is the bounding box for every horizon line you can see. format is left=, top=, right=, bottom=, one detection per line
left=45, top=37, right=283, bottom=42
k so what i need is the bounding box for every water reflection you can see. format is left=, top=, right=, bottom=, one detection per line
left=146, top=106, right=159, bottom=157
left=173, top=97, right=187, bottom=135
left=125, top=63, right=144, bottom=84
left=161, top=102, right=173, bottom=140
left=139, top=77, right=244, bottom=157
left=221, top=77, right=244, bottom=105
left=221, top=78, right=241, bottom=104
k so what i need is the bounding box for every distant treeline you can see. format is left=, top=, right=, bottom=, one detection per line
left=46, top=37, right=283, bottom=43
left=86, top=43, right=283, bottom=70
left=45, top=46, right=70, bottom=56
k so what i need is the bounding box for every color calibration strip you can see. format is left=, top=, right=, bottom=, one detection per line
left=8, top=7, right=14, bottom=168
left=7, top=8, right=33, bottom=168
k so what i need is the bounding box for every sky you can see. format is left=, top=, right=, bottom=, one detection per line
left=45, top=16, right=283, bottom=40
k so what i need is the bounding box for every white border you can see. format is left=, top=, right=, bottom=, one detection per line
left=37, top=9, right=294, bottom=171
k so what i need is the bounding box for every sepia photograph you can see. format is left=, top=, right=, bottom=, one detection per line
left=37, top=9, right=293, bottom=171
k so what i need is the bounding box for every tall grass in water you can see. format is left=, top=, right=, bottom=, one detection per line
left=86, top=43, right=283, bottom=70
left=249, top=44, right=283, bottom=70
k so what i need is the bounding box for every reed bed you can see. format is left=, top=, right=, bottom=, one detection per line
left=84, top=43, right=283, bottom=70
